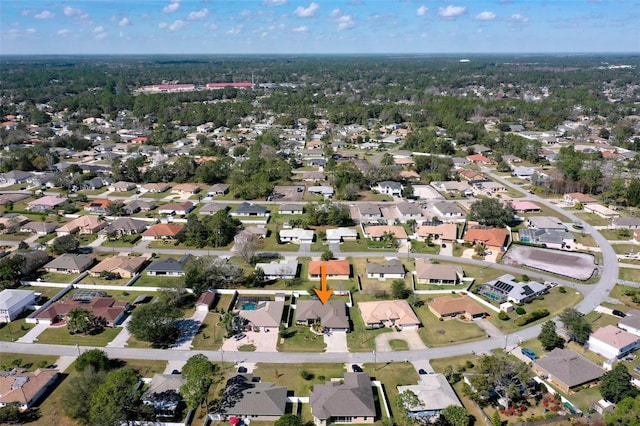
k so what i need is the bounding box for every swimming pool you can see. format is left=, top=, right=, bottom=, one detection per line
left=241, top=302, right=257, bottom=310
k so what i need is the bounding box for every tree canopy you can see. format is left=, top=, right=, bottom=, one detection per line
left=600, top=364, right=639, bottom=404
left=469, top=198, right=515, bottom=227
left=537, top=320, right=565, bottom=351
left=559, top=308, right=592, bottom=345
left=127, top=301, right=181, bottom=345
left=89, top=368, right=140, bottom=426
left=181, top=354, right=216, bottom=410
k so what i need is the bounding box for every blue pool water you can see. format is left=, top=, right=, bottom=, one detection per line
left=242, top=302, right=257, bottom=310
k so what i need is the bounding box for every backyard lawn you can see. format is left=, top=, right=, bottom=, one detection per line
left=37, top=272, right=81, bottom=284
left=277, top=325, right=327, bottom=352
left=362, top=361, right=418, bottom=419
left=252, top=363, right=346, bottom=396
left=413, top=302, right=487, bottom=347
left=0, top=353, right=58, bottom=371
left=0, top=319, right=36, bottom=341
left=36, top=326, right=122, bottom=346
left=574, top=212, right=612, bottom=227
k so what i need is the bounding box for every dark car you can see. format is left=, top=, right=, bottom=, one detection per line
left=237, top=366, right=248, bottom=373
left=77, top=246, right=93, bottom=254
left=352, top=364, right=363, bottom=373
left=612, top=309, right=626, bottom=318
left=418, top=369, right=428, bottom=375
left=171, top=369, right=180, bottom=375
left=521, top=348, right=538, bottom=360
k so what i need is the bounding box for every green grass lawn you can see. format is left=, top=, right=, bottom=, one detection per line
left=76, top=274, right=130, bottom=286
left=574, top=233, right=597, bottom=247
left=574, top=212, right=612, bottom=227
left=619, top=267, right=640, bottom=282
left=252, top=363, right=346, bottom=396
left=608, top=285, right=640, bottom=309
left=413, top=301, right=487, bottom=347
left=388, top=339, right=409, bottom=351
left=277, top=325, right=326, bottom=352
left=101, top=235, right=141, bottom=247
left=132, top=274, right=184, bottom=288
left=36, top=326, right=122, bottom=346
left=352, top=257, right=414, bottom=295
left=238, top=344, right=256, bottom=351
left=18, top=285, right=67, bottom=300
left=0, top=319, right=36, bottom=341
left=258, top=236, right=301, bottom=252
left=485, top=287, right=583, bottom=334
left=410, top=240, right=441, bottom=254
left=0, top=232, right=33, bottom=241
left=362, top=362, right=419, bottom=418
left=612, top=243, right=640, bottom=254
left=599, top=229, right=635, bottom=241
left=38, top=272, right=81, bottom=284
left=190, top=312, right=224, bottom=350
left=0, top=353, right=58, bottom=371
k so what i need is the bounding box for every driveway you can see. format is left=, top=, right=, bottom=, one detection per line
left=375, top=329, right=426, bottom=352
left=222, top=329, right=278, bottom=352
left=324, top=331, right=348, bottom=352
left=172, top=309, right=209, bottom=350
left=16, top=323, right=49, bottom=343
left=107, top=316, right=133, bottom=348
left=440, top=243, right=453, bottom=257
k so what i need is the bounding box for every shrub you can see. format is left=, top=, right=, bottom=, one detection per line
left=300, top=370, right=314, bottom=380
left=515, top=307, right=526, bottom=315
left=558, top=287, right=566, bottom=294
left=514, top=308, right=549, bottom=326
left=498, top=311, right=510, bottom=321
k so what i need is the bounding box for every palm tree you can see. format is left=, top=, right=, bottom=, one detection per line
left=66, top=308, right=95, bottom=335
left=311, top=321, right=324, bottom=334
left=220, top=311, right=245, bottom=338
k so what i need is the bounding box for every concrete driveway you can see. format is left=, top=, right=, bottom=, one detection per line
left=440, top=243, right=453, bottom=257
left=375, top=329, right=426, bottom=352
left=324, top=331, right=348, bottom=352
left=222, top=329, right=278, bottom=352
left=17, top=323, right=49, bottom=343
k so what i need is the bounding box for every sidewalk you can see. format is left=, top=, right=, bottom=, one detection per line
left=106, top=316, right=133, bottom=348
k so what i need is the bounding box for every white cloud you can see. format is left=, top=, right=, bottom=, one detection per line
left=204, top=22, right=218, bottom=31
left=64, top=6, right=83, bottom=17
left=21, top=10, right=32, bottom=16
left=263, top=0, right=288, bottom=5
left=56, top=29, right=72, bottom=36
left=438, top=5, right=467, bottom=18
left=188, top=9, right=209, bottom=20
left=95, top=31, right=107, bottom=40
left=508, top=13, right=529, bottom=23
left=159, top=22, right=168, bottom=29
left=294, top=2, right=319, bottom=18
left=227, top=25, right=244, bottom=34
left=119, top=17, right=130, bottom=27
left=475, top=11, right=496, bottom=21
left=239, top=9, right=252, bottom=17
left=34, top=10, right=55, bottom=19
left=26, top=28, right=36, bottom=34
left=335, top=15, right=354, bottom=31
left=93, top=26, right=105, bottom=33
left=329, top=9, right=342, bottom=18
left=292, top=25, right=308, bottom=32
left=416, top=6, right=428, bottom=17
left=163, top=1, right=180, bottom=14
left=168, top=19, right=186, bottom=31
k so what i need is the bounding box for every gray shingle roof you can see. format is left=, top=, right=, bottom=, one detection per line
left=311, top=373, right=376, bottom=420
left=218, top=374, right=287, bottom=417
left=295, top=300, right=349, bottom=329
left=366, top=259, right=405, bottom=275
left=534, top=348, right=604, bottom=388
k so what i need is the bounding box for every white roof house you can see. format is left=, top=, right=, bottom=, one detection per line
left=587, top=325, right=639, bottom=359
left=618, top=309, right=640, bottom=337
left=397, top=374, right=461, bottom=422
left=279, top=229, right=315, bottom=244
left=0, top=289, right=36, bottom=323
left=326, top=227, right=358, bottom=243
left=256, top=260, right=298, bottom=280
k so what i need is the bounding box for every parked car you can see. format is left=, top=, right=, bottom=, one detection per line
left=612, top=309, right=626, bottom=318
left=418, top=369, right=428, bottom=375
left=237, top=366, right=248, bottom=373
left=233, top=333, right=246, bottom=341
left=352, top=364, right=363, bottom=373
left=171, top=369, right=180, bottom=375
left=521, top=348, right=538, bottom=360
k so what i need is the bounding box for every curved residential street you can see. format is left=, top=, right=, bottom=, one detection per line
left=0, top=170, right=622, bottom=370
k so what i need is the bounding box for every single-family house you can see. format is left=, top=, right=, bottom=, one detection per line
left=308, top=186, right=334, bottom=199
left=43, top=254, right=94, bottom=274
left=479, top=274, right=547, bottom=304
left=109, top=181, right=137, bottom=192
left=358, top=204, right=382, bottom=220
left=82, top=176, right=105, bottom=190
left=295, top=300, right=350, bottom=332
left=587, top=325, right=640, bottom=359
left=158, top=201, right=194, bottom=216
left=26, top=195, right=67, bottom=212
left=123, top=200, right=156, bottom=215
left=518, top=228, right=574, bottom=249
left=357, top=300, right=421, bottom=330
left=279, top=228, right=315, bottom=244
left=428, top=295, right=487, bottom=320
left=509, top=200, right=542, bottom=213
left=431, top=181, right=473, bottom=197
left=619, top=310, right=640, bottom=337
left=89, top=254, right=148, bottom=278
left=233, top=202, right=269, bottom=218
left=365, top=259, right=405, bottom=280
left=0, top=215, right=29, bottom=233
left=0, top=368, right=59, bottom=410
left=142, top=183, right=171, bottom=193
left=473, top=180, right=506, bottom=194
left=302, top=171, right=326, bottom=182
left=234, top=226, right=268, bottom=244
left=142, top=374, right=186, bottom=418
left=55, top=215, right=106, bottom=236
left=375, top=181, right=403, bottom=197
left=146, top=255, right=192, bottom=277
left=103, top=217, right=149, bottom=236
left=19, top=221, right=57, bottom=235
left=564, top=192, right=598, bottom=207
left=236, top=300, right=284, bottom=332
left=199, top=202, right=228, bottom=215
left=416, top=223, right=458, bottom=243
left=387, top=203, right=424, bottom=222
left=0, top=170, right=31, bottom=185
left=256, top=260, right=298, bottom=280
left=84, top=198, right=112, bottom=214
left=526, top=216, right=565, bottom=231
left=308, top=260, right=351, bottom=280
left=512, top=166, right=536, bottom=179
left=363, top=225, right=408, bottom=244
left=612, top=217, right=640, bottom=229
left=34, top=296, right=129, bottom=327
left=217, top=374, right=287, bottom=421
left=172, top=183, right=200, bottom=196
left=326, top=227, right=358, bottom=244
left=533, top=348, right=604, bottom=393
left=310, top=372, right=376, bottom=426
left=415, top=259, right=463, bottom=285
left=206, top=183, right=230, bottom=197
left=466, top=154, right=493, bottom=165
left=279, top=204, right=304, bottom=215
left=432, top=202, right=465, bottom=220
left=584, top=204, right=620, bottom=219
left=0, top=289, right=36, bottom=323
left=396, top=374, right=461, bottom=423
left=463, top=227, right=509, bottom=252
left=141, top=223, right=184, bottom=240
left=457, top=169, right=484, bottom=182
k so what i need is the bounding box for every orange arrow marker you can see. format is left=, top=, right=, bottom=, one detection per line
left=314, top=264, right=334, bottom=304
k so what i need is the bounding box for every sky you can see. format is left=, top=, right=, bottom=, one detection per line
left=1, top=1, right=638, bottom=55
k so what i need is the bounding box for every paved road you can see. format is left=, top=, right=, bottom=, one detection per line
left=1, top=173, right=621, bottom=367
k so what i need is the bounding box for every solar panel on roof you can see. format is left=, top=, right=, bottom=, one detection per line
left=522, top=285, right=534, bottom=296
left=494, top=281, right=514, bottom=293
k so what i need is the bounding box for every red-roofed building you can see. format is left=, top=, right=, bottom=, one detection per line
left=34, top=297, right=129, bottom=327
left=308, top=260, right=351, bottom=280
left=142, top=223, right=184, bottom=240
left=466, top=154, right=494, bottom=165
left=463, top=227, right=509, bottom=252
